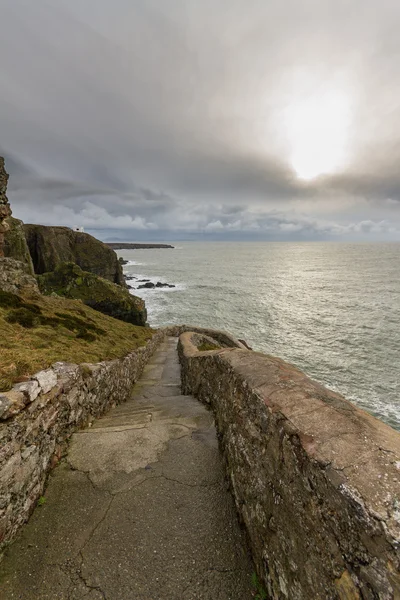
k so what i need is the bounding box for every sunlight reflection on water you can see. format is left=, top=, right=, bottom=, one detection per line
left=122, top=242, right=400, bottom=431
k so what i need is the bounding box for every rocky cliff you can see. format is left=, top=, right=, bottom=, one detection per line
left=0, top=157, right=11, bottom=258
left=0, top=159, right=34, bottom=275
left=24, top=224, right=125, bottom=285
left=4, top=217, right=34, bottom=275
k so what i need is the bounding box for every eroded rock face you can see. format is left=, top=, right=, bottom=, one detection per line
left=37, top=262, right=147, bottom=326
left=4, top=217, right=34, bottom=275
left=24, top=224, right=125, bottom=286
left=0, top=157, right=11, bottom=257
left=0, top=258, right=39, bottom=296
left=0, top=157, right=34, bottom=274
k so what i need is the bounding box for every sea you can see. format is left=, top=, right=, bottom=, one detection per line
left=118, top=242, right=400, bottom=432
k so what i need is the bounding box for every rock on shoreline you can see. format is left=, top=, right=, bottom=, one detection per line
left=137, top=281, right=176, bottom=289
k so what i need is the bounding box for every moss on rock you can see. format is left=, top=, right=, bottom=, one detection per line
left=37, top=262, right=147, bottom=326
left=4, top=217, right=34, bottom=275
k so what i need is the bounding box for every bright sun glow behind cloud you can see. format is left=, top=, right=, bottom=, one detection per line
left=285, top=90, right=351, bottom=180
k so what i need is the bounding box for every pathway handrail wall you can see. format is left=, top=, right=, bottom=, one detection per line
left=0, top=330, right=166, bottom=550
left=0, top=324, right=241, bottom=552
left=178, top=330, right=400, bottom=599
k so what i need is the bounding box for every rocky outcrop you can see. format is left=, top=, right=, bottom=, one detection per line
left=137, top=281, right=176, bottom=289
left=179, top=330, right=400, bottom=600
left=37, top=262, right=147, bottom=326
left=0, top=158, right=34, bottom=274
left=4, top=217, right=34, bottom=275
left=24, top=225, right=125, bottom=285
left=0, top=258, right=39, bottom=296
left=0, top=158, right=11, bottom=259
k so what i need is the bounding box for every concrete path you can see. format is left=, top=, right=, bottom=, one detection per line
left=0, top=338, right=254, bottom=600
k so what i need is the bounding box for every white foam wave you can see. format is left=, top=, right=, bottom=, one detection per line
left=126, top=260, right=144, bottom=266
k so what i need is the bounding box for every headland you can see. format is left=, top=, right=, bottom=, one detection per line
left=107, top=242, right=174, bottom=249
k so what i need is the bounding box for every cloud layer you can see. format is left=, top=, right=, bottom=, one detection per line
left=2, top=0, right=400, bottom=240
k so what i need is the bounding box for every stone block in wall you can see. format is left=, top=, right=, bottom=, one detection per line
left=34, top=369, right=58, bottom=395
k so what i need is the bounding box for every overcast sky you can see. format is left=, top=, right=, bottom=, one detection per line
left=2, top=0, right=400, bottom=241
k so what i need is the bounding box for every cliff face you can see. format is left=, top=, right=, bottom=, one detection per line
left=24, top=225, right=125, bottom=286
left=4, top=217, right=34, bottom=275
left=0, top=158, right=11, bottom=258
left=0, top=158, right=34, bottom=275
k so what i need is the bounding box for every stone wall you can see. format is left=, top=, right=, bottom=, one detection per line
left=164, top=324, right=247, bottom=348
left=178, top=331, right=400, bottom=600
left=0, top=329, right=165, bottom=550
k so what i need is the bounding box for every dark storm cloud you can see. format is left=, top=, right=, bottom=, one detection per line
left=2, top=0, right=400, bottom=239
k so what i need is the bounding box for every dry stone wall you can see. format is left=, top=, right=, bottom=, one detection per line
left=0, top=330, right=165, bottom=550
left=178, top=331, right=400, bottom=600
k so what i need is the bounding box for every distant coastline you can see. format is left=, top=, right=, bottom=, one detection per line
left=107, top=243, right=174, bottom=249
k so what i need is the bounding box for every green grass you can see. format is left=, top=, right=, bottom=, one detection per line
left=251, top=572, right=267, bottom=600
left=197, top=342, right=221, bottom=352
left=0, top=289, right=154, bottom=391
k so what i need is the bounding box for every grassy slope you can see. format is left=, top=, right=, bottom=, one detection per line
left=0, top=289, right=154, bottom=392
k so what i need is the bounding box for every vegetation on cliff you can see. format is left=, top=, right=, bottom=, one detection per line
left=37, top=262, right=147, bottom=326
left=0, top=287, right=153, bottom=391
left=24, top=224, right=125, bottom=285
left=0, top=156, right=153, bottom=393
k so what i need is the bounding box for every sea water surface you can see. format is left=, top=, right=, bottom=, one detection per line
left=119, top=242, right=400, bottom=431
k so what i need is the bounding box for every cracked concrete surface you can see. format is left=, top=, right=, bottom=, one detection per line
left=0, top=338, right=254, bottom=599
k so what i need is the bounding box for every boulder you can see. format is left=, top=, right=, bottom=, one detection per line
left=155, top=282, right=175, bottom=288
left=0, top=258, right=40, bottom=296
left=138, top=282, right=155, bottom=289
left=24, top=224, right=125, bottom=286
left=37, top=263, right=147, bottom=326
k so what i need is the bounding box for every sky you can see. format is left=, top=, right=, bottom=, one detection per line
left=2, top=0, right=400, bottom=241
